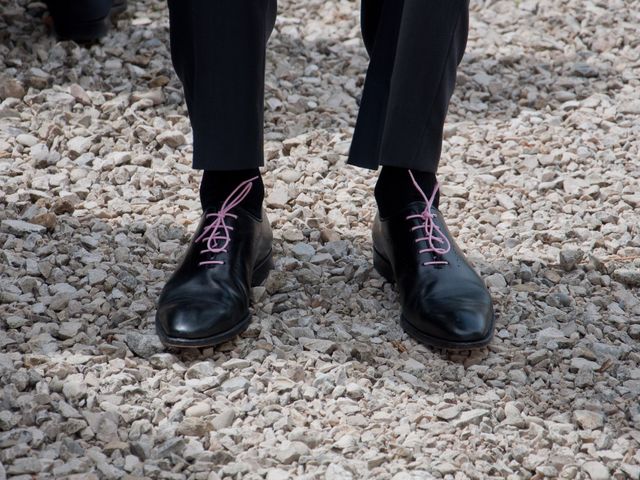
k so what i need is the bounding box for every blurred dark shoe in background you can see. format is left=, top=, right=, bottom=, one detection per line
left=44, top=0, right=128, bottom=43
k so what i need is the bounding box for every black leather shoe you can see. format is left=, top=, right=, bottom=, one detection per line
left=45, top=0, right=127, bottom=43
left=156, top=177, right=273, bottom=348
left=372, top=174, right=495, bottom=349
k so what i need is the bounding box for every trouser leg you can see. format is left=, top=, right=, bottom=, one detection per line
left=349, top=0, right=469, bottom=173
left=167, top=0, right=277, bottom=170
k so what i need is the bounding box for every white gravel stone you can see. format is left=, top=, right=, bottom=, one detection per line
left=559, top=249, right=584, bottom=271
left=1, top=219, right=46, bottom=235
left=6, top=458, right=42, bottom=475
left=266, top=468, right=291, bottom=480
left=345, top=382, right=365, bottom=400
left=275, top=441, right=309, bottom=464
left=29, top=143, right=51, bottom=166
left=156, top=130, right=186, bottom=148
left=291, top=242, right=316, bottom=260
left=220, top=377, right=249, bottom=394
left=266, top=188, right=289, bottom=208
left=299, top=337, right=336, bottom=354
left=62, top=376, right=87, bottom=401
left=494, top=193, right=515, bottom=210
left=612, top=269, right=640, bottom=287
left=325, top=464, right=353, bottom=480
left=621, top=464, right=640, bottom=479
left=16, top=133, right=38, bottom=147
left=570, top=358, right=599, bottom=372
left=185, top=402, right=210, bottom=418
left=185, top=361, right=216, bottom=379
left=67, top=136, right=92, bottom=156
left=441, top=184, right=468, bottom=198
left=211, top=409, right=236, bottom=430
left=537, top=327, right=570, bottom=347
left=452, top=409, right=490, bottom=428
left=582, top=461, right=610, bottom=480
left=57, top=321, right=82, bottom=339
left=574, top=410, right=604, bottom=430
left=87, top=268, right=108, bottom=285
left=125, top=331, right=165, bottom=358
left=437, top=405, right=462, bottom=421
left=221, top=358, right=251, bottom=370
left=485, top=272, right=507, bottom=289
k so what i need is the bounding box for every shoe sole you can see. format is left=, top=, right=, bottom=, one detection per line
left=51, top=1, right=127, bottom=43
left=155, top=250, right=274, bottom=349
left=373, top=247, right=494, bottom=350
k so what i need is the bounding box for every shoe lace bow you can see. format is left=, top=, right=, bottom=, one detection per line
left=406, top=171, right=451, bottom=266
left=195, top=176, right=258, bottom=266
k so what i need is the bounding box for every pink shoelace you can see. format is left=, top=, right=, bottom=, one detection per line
left=406, top=171, right=451, bottom=266
left=195, top=176, right=258, bottom=266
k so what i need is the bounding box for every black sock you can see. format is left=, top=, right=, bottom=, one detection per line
left=199, top=169, right=264, bottom=217
left=374, top=166, right=439, bottom=218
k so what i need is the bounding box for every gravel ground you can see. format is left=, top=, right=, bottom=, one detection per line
left=1, top=0, right=639, bottom=479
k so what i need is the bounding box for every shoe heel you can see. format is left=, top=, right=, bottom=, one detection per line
left=373, top=248, right=394, bottom=283
left=252, top=251, right=274, bottom=287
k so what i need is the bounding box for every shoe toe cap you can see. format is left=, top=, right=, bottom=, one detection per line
left=405, top=296, right=494, bottom=346
left=156, top=299, right=247, bottom=341
left=442, top=308, right=493, bottom=343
